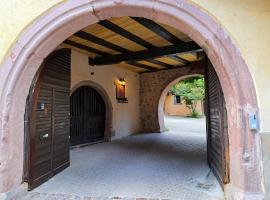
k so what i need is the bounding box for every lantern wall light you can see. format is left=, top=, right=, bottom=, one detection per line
left=115, top=78, right=128, bottom=103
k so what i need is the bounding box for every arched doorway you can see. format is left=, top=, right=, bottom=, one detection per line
left=0, top=1, right=263, bottom=198
left=70, top=86, right=106, bottom=146
left=150, top=60, right=229, bottom=186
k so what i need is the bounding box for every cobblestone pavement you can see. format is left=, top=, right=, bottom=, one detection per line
left=23, top=116, right=224, bottom=200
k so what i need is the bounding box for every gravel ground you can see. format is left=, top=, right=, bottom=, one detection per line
left=23, top=116, right=224, bottom=200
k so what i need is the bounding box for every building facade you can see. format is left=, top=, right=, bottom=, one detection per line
left=0, top=1, right=270, bottom=199
left=164, top=93, right=204, bottom=117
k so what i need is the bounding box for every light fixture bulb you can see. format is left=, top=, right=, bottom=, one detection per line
left=119, top=78, right=126, bottom=86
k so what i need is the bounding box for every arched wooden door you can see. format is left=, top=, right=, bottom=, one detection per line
left=70, top=86, right=106, bottom=146
left=27, top=49, right=71, bottom=189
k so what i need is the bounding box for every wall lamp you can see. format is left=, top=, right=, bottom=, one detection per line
left=115, top=78, right=128, bottom=103
left=119, top=78, right=126, bottom=86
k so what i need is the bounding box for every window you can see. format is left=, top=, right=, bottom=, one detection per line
left=174, top=95, right=181, bottom=104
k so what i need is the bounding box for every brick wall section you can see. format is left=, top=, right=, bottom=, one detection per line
left=139, top=61, right=205, bottom=132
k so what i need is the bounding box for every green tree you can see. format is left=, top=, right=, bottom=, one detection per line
left=170, top=77, right=205, bottom=118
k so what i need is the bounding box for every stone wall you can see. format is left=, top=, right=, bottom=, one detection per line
left=139, top=61, right=204, bottom=133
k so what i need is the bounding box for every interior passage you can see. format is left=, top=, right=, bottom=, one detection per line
left=24, top=116, right=224, bottom=200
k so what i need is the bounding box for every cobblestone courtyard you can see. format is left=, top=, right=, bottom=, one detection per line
left=24, top=116, right=224, bottom=200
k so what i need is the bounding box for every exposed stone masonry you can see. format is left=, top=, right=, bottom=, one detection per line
left=139, top=61, right=204, bottom=133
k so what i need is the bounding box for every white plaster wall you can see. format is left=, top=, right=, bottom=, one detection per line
left=71, top=50, right=140, bottom=139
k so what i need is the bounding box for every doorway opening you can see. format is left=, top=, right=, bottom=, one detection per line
left=25, top=16, right=228, bottom=197
left=158, top=62, right=230, bottom=187
left=163, top=76, right=206, bottom=143
left=164, top=76, right=205, bottom=119
left=162, top=76, right=217, bottom=193
left=8, top=3, right=260, bottom=195
left=70, top=86, right=106, bottom=146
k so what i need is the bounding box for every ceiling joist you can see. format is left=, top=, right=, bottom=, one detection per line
left=131, top=17, right=185, bottom=45
left=63, top=40, right=110, bottom=56
left=89, top=42, right=201, bottom=66
left=98, top=20, right=155, bottom=49
left=167, top=55, right=190, bottom=65
left=64, top=17, right=203, bottom=72
left=140, top=60, right=205, bottom=74
left=145, top=59, right=175, bottom=69
left=98, top=20, right=177, bottom=69
left=74, top=30, right=130, bottom=53
left=126, top=61, right=159, bottom=71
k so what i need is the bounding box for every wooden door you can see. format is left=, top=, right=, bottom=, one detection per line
left=28, top=49, right=71, bottom=189
left=205, top=60, right=230, bottom=186
left=70, top=86, right=105, bottom=146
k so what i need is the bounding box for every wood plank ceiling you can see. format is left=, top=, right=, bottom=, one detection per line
left=60, top=16, right=204, bottom=73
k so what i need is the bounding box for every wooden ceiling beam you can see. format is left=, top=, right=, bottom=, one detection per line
left=63, top=40, right=110, bottom=56
left=74, top=30, right=130, bottom=53
left=98, top=20, right=155, bottom=49
left=88, top=58, right=157, bottom=72
left=74, top=30, right=162, bottom=70
left=145, top=59, right=175, bottom=69
left=131, top=17, right=195, bottom=67
left=71, top=19, right=202, bottom=72
left=140, top=60, right=205, bottom=74
left=98, top=20, right=176, bottom=69
left=65, top=38, right=188, bottom=69
left=167, top=55, right=190, bottom=65
left=91, top=42, right=201, bottom=66
left=126, top=61, right=158, bottom=71
left=131, top=17, right=185, bottom=45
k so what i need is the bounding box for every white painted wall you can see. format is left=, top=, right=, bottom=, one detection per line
left=71, top=50, right=141, bottom=139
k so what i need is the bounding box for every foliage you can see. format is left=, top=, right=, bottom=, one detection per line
left=170, top=77, right=205, bottom=118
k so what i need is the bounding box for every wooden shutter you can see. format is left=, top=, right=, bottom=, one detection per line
left=205, top=60, right=230, bottom=186
left=28, top=49, right=71, bottom=189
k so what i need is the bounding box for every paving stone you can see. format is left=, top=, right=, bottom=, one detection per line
left=23, top=117, right=224, bottom=200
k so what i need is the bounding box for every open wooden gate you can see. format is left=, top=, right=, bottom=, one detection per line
left=205, top=60, right=230, bottom=186
left=27, top=49, right=71, bottom=189
left=70, top=86, right=106, bottom=146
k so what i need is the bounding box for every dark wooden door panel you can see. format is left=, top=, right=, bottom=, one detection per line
left=70, top=87, right=84, bottom=145
left=29, top=85, right=53, bottom=188
left=70, top=86, right=105, bottom=146
left=205, top=60, right=229, bottom=187
left=52, top=90, right=70, bottom=173
left=28, top=49, right=71, bottom=190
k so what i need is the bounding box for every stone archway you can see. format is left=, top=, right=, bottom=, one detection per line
left=158, top=74, right=204, bottom=132
left=0, top=0, right=263, bottom=199
left=71, top=81, right=113, bottom=141
left=140, top=61, right=204, bottom=133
